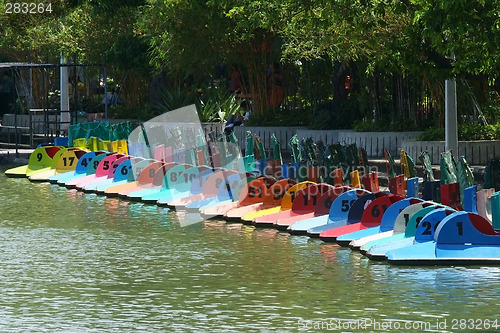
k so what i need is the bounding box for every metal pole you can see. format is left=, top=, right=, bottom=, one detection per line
left=29, top=53, right=33, bottom=108
left=60, top=53, right=70, bottom=135
left=103, top=53, right=108, bottom=121
left=43, top=67, right=49, bottom=142
left=73, top=53, right=77, bottom=124
left=12, top=69, right=18, bottom=157
left=445, top=78, right=458, bottom=155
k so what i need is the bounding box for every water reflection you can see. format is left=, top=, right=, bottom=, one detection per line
left=0, top=169, right=499, bottom=332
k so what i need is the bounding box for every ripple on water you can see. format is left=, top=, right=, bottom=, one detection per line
left=0, top=173, right=499, bottom=331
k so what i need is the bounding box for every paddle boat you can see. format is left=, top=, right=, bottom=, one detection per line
left=319, top=194, right=403, bottom=243
left=239, top=181, right=311, bottom=224
left=93, top=157, right=148, bottom=194
left=274, top=184, right=345, bottom=230
left=359, top=202, right=442, bottom=255
left=165, top=169, right=241, bottom=209
left=335, top=197, right=424, bottom=248
left=286, top=186, right=351, bottom=234
left=307, top=189, right=373, bottom=238
left=333, top=177, right=423, bottom=246
left=346, top=198, right=423, bottom=250
left=5, top=145, right=62, bottom=178
left=156, top=168, right=216, bottom=206
left=48, top=151, right=105, bottom=185
left=115, top=161, right=174, bottom=198
left=331, top=194, right=407, bottom=246
left=366, top=208, right=453, bottom=260
left=120, top=162, right=181, bottom=199
left=197, top=176, right=256, bottom=217
left=362, top=185, right=478, bottom=258
left=72, top=153, right=126, bottom=191
left=273, top=183, right=337, bottom=230
left=183, top=171, right=246, bottom=212
left=103, top=160, right=164, bottom=197
left=64, top=152, right=114, bottom=189
left=224, top=178, right=297, bottom=221
left=137, top=165, right=210, bottom=204
left=27, top=147, right=88, bottom=182
left=386, top=211, right=500, bottom=265
left=81, top=155, right=131, bottom=192
left=251, top=181, right=316, bottom=227
left=200, top=176, right=275, bottom=219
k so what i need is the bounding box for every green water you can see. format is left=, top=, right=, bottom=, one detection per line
left=1, top=168, right=499, bottom=332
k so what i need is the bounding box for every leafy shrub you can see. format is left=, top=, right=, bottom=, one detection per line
left=417, top=123, right=500, bottom=141
left=245, top=107, right=308, bottom=127
left=109, top=104, right=155, bottom=121
left=152, top=85, right=241, bottom=122
left=152, top=85, right=198, bottom=114
left=197, top=88, right=241, bottom=122
left=417, top=127, right=445, bottom=141
left=353, top=115, right=418, bottom=132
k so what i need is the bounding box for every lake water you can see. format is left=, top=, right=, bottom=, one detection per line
left=1, top=166, right=499, bottom=332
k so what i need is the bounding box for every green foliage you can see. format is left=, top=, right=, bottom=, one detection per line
left=417, top=123, right=500, bottom=141
left=152, top=85, right=198, bottom=114
left=353, top=116, right=418, bottom=132
left=197, top=89, right=241, bottom=123
left=3, top=0, right=500, bottom=130
left=458, top=123, right=500, bottom=141
left=106, top=33, right=151, bottom=76
left=108, top=104, right=154, bottom=121
left=417, top=127, right=445, bottom=141
left=136, top=0, right=234, bottom=80
left=152, top=85, right=242, bottom=123
left=245, top=107, right=308, bottom=127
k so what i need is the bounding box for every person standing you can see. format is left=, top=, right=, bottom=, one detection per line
left=267, top=62, right=283, bottom=108
left=229, top=64, right=243, bottom=96
left=0, top=71, right=12, bottom=117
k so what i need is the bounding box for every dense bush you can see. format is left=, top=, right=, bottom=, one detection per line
left=417, top=123, right=500, bottom=141
left=151, top=85, right=241, bottom=123
left=353, top=115, right=420, bottom=132
left=109, top=104, right=155, bottom=121
left=245, top=107, right=308, bottom=127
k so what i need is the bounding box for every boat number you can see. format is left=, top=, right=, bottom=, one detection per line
left=273, top=187, right=284, bottom=201
left=62, top=156, right=75, bottom=167
left=36, top=152, right=43, bottom=161
left=93, top=160, right=99, bottom=169
left=415, top=216, right=423, bottom=228
left=248, top=186, right=262, bottom=198
left=371, top=204, right=388, bottom=218
left=183, top=173, right=196, bottom=183
left=102, top=160, right=110, bottom=170
left=170, top=172, right=180, bottom=182
left=341, top=199, right=355, bottom=212
left=421, top=220, right=441, bottom=235
left=289, top=191, right=296, bottom=202
left=215, top=178, right=223, bottom=188
left=403, top=214, right=410, bottom=226
left=120, top=165, right=129, bottom=175
left=80, top=158, right=89, bottom=167
left=456, top=221, right=463, bottom=236
left=149, top=168, right=155, bottom=178
left=303, top=193, right=317, bottom=206
left=323, top=196, right=333, bottom=209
